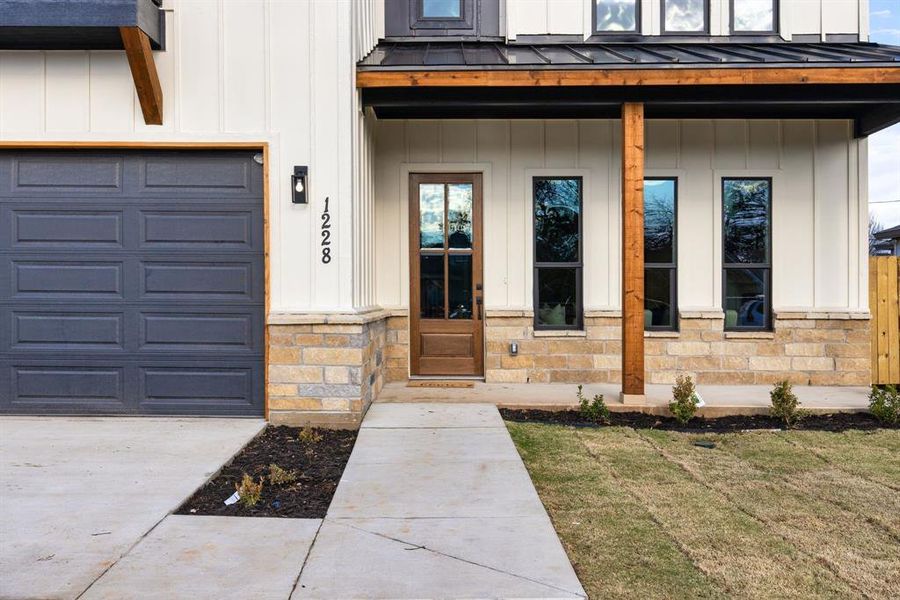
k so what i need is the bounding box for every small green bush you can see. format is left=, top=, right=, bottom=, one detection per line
left=236, top=473, right=264, bottom=507
left=769, top=380, right=806, bottom=428
left=268, top=463, right=297, bottom=485
left=869, top=384, right=900, bottom=426
left=669, top=375, right=699, bottom=425
left=298, top=427, right=323, bottom=444
left=577, top=385, right=611, bottom=424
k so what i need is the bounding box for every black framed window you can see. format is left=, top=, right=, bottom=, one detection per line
left=645, top=178, right=677, bottom=331
left=411, top=0, right=472, bottom=30
left=722, top=178, right=772, bottom=331
left=593, top=0, right=640, bottom=33
left=533, top=177, right=583, bottom=330
left=662, top=0, right=709, bottom=34
left=730, top=0, right=777, bottom=34
left=421, top=0, right=462, bottom=18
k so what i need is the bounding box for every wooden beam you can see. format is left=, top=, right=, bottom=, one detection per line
left=356, top=67, right=900, bottom=88
left=119, top=26, right=163, bottom=125
left=621, top=102, right=645, bottom=400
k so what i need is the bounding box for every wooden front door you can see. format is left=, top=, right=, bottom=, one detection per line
left=409, top=173, right=484, bottom=376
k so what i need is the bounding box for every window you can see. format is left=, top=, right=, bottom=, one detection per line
left=662, top=0, right=709, bottom=34
left=722, top=178, right=772, bottom=330
left=645, top=178, right=677, bottom=330
left=421, top=0, right=462, bottom=19
left=533, top=177, right=582, bottom=330
left=594, top=0, right=640, bottom=33
left=731, top=0, right=776, bottom=33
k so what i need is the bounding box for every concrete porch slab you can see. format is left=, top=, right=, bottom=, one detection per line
left=294, top=518, right=584, bottom=599
left=376, top=382, right=871, bottom=416
left=361, top=402, right=505, bottom=428
left=0, top=417, right=264, bottom=600
left=81, top=515, right=319, bottom=600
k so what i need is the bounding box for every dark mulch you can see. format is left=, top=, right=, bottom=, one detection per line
left=500, top=408, right=892, bottom=433
left=177, top=426, right=356, bottom=518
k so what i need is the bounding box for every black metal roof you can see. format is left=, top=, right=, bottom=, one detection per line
left=358, top=41, right=900, bottom=70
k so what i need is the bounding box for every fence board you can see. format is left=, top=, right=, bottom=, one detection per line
left=870, top=256, right=900, bottom=384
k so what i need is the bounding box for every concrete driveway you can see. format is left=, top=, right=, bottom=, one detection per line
left=0, top=417, right=264, bottom=599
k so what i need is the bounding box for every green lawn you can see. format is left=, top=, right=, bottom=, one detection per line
left=507, top=422, right=900, bottom=600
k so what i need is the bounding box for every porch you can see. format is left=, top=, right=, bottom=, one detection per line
left=375, top=381, right=871, bottom=416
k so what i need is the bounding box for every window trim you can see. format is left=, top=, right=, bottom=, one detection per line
left=532, top=176, right=584, bottom=331
left=410, top=0, right=473, bottom=30
left=729, top=0, right=778, bottom=35
left=644, top=176, right=678, bottom=332
left=592, top=0, right=642, bottom=36
left=721, top=176, right=773, bottom=332
left=661, top=0, right=711, bottom=35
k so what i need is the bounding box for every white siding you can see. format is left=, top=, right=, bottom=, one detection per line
left=506, top=0, right=866, bottom=40
left=374, top=119, right=868, bottom=314
left=0, top=0, right=380, bottom=316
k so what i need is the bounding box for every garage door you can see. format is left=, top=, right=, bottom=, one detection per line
left=0, top=150, right=265, bottom=416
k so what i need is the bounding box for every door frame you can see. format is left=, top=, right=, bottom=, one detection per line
left=0, top=140, right=271, bottom=418
left=408, top=171, right=485, bottom=377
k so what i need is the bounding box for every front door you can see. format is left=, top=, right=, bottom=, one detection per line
left=409, top=173, right=483, bottom=376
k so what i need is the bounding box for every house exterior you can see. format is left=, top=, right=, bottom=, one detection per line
left=0, top=0, right=897, bottom=426
left=874, top=224, right=900, bottom=256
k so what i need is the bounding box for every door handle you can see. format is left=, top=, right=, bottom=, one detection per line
left=476, top=296, right=483, bottom=320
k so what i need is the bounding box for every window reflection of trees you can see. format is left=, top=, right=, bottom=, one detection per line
left=535, top=178, right=580, bottom=263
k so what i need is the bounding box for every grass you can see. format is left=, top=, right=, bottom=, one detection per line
left=507, top=422, right=900, bottom=600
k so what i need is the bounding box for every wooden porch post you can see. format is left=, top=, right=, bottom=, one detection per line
left=621, top=102, right=645, bottom=400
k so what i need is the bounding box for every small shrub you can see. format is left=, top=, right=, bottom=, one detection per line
left=869, top=384, right=900, bottom=426
left=577, top=384, right=611, bottom=424
left=268, top=463, right=297, bottom=485
left=669, top=375, right=699, bottom=425
left=769, top=380, right=806, bottom=428
left=235, top=473, right=263, bottom=507
left=298, top=427, right=323, bottom=444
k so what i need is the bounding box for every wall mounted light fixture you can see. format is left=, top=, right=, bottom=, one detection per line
left=292, top=166, right=308, bottom=204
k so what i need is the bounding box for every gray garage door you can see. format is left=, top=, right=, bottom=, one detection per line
left=0, top=150, right=265, bottom=415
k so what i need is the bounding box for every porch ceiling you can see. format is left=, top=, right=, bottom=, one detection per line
left=357, top=42, right=900, bottom=136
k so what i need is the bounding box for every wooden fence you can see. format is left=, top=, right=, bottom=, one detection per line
left=870, top=256, right=900, bottom=385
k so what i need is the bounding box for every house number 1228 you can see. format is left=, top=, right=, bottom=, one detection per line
left=321, top=197, right=332, bottom=264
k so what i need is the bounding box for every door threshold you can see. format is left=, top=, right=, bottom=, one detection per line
left=407, top=377, right=484, bottom=389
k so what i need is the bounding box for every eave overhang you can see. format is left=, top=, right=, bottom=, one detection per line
left=357, top=42, right=900, bottom=137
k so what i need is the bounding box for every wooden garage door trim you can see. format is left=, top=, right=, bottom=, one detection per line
left=0, top=141, right=271, bottom=419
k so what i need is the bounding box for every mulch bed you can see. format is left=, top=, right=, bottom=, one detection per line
left=500, top=408, right=892, bottom=433
left=177, top=426, right=356, bottom=518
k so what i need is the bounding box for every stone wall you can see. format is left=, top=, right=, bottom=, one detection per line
left=482, top=310, right=870, bottom=386
left=267, top=312, right=388, bottom=427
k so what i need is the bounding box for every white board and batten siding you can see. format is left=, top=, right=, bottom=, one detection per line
left=374, top=119, right=869, bottom=315
left=0, top=0, right=381, bottom=315
left=507, top=0, right=868, bottom=40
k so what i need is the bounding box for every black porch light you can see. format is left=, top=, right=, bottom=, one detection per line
left=292, top=166, right=308, bottom=204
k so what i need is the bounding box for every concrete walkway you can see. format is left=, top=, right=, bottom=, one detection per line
left=0, top=417, right=265, bottom=599
left=378, top=381, right=871, bottom=416
left=295, top=403, right=586, bottom=599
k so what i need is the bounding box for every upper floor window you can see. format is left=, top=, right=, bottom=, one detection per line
left=594, top=0, right=640, bottom=33
left=421, top=0, right=462, bottom=19
left=731, top=0, right=777, bottom=34
left=662, top=0, right=709, bottom=34
left=385, top=0, right=500, bottom=38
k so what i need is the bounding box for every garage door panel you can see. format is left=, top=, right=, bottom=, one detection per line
left=11, top=259, right=124, bottom=299
left=131, top=154, right=262, bottom=198
left=140, top=261, right=257, bottom=300
left=11, top=311, right=124, bottom=350
left=10, top=365, right=126, bottom=409
left=12, top=155, right=124, bottom=194
left=11, top=209, right=124, bottom=248
left=0, top=150, right=264, bottom=416
left=140, top=312, right=258, bottom=353
left=139, top=209, right=255, bottom=250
